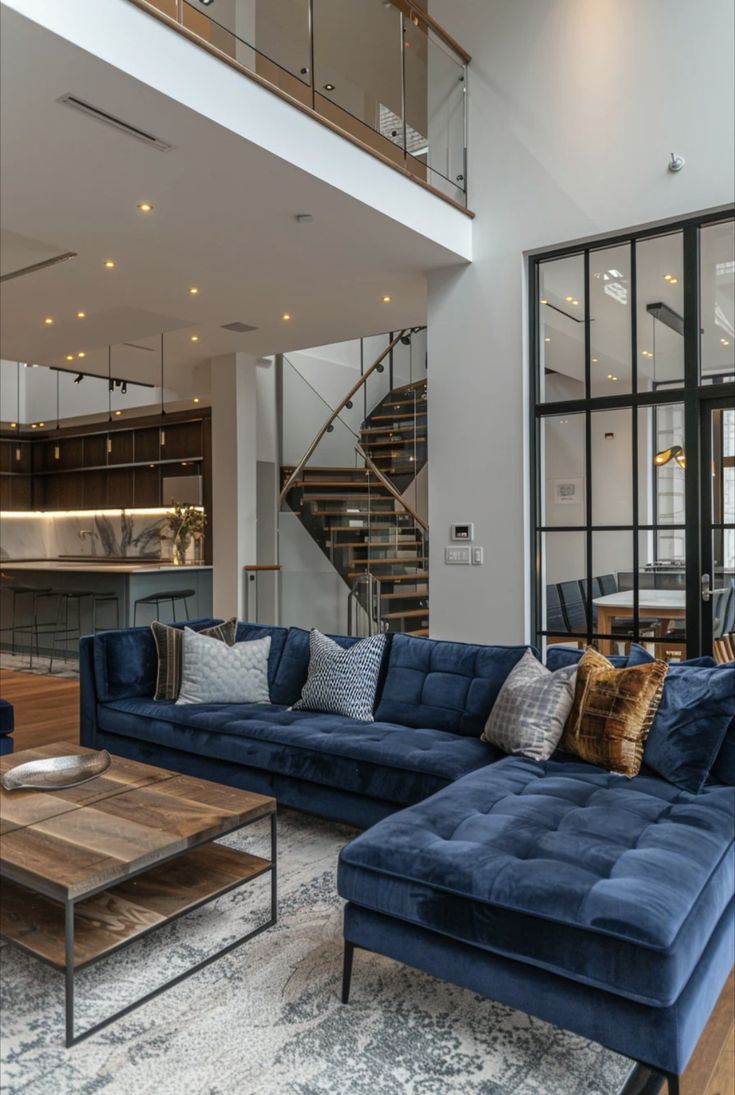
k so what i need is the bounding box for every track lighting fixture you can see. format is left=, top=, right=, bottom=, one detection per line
left=121, top=381, right=127, bottom=394
left=74, top=373, right=84, bottom=384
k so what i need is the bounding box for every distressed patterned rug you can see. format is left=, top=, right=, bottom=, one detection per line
left=0, top=810, right=634, bottom=1095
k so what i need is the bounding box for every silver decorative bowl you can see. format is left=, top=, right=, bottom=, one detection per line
left=1, top=750, right=112, bottom=791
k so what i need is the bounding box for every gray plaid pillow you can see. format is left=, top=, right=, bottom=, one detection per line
left=151, top=618, right=237, bottom=701
left=482, top=649, right=577, bottom=761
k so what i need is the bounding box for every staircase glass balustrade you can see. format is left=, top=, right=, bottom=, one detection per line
left=146, top=0, right=469, bottom=207
left=278, top=332, right=428, bottom=636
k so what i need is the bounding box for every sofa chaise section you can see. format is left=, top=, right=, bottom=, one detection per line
left=338, top=755, right=735, bottom=1083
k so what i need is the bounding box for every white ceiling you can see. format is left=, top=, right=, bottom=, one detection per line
left=0, top=4, right=464, bottom=387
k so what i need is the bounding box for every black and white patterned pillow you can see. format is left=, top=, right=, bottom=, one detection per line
left=292, top=630, right=387, bottom=722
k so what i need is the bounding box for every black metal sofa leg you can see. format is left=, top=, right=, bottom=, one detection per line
left=341, top=942, right=354, bottom=1004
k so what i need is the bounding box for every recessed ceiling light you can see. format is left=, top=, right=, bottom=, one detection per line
left=721, top=338, right=730, bottom=346
left=137, top=201, right=154, bottom=213
left=565, top=296, right=574, bottom=302
left=282, top=312, right=291, bottom=321
left=592, top=357, right=598, bottom=363
left=38, top=422, right=45, bottom=427
left=607, top=374, right=618, bottom=381
left=43, top=317, right=54, bottom=325
left=31, top=423, right=38, bottom=429
left=382, top=295, right=392, bottom=303
left=323, top=83, right=335, bottom=91
left=190, top=334, right=199, bottom=342
left=641, top=350, right=653, bottom=357
left=78, top=351, right=86, bottom=358
left=540, top=299, right=548, bottom=305
left=544, top=337, right=551, bottom=343
left=76, top=311, right=86, bottom=319
left=10, top=422, right=17, bottom=429
left=114, top=410, right=122, bottom=416
left=572, top=299, right=579, bottom=306
left=192, top=397, right=200, bottom=403
left=65, top=354, right=75, bottom=361
left=188, top=286, right=199, bottom=295
left=149, top=463, right=155, bottom=468
left=104, top=259, right=116, bottom=268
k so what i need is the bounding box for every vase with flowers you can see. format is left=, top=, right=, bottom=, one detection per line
left=165, top=505, right=206, bottom=566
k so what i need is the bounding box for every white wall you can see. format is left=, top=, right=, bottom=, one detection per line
left=427, top=0, right=735, bottom=643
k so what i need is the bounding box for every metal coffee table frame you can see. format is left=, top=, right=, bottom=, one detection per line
left=2, top=811, right=277, bottom=1047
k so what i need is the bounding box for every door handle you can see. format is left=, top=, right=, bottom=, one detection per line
left=701, top=573, right=716, bottom=602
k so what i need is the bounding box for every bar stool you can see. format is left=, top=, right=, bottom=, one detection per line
left=32, top=589, right=122, bottom=672
left=0, top=582, right=53, bottom=660
left=134, top=589, right=195, bottom=626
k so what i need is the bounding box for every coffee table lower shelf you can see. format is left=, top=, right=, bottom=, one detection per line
left=0, top=826, right=277, bottom=1046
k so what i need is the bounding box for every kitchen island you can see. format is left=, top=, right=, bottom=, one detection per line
left=0, top=560, right=213, bottom=660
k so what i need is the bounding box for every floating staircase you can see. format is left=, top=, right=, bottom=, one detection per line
left=282, top=375, right=428, bottom=635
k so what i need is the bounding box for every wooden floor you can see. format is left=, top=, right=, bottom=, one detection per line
left=0, top=668, right=733, bottom=1094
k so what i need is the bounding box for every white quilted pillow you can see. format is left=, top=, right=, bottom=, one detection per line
left=176, top=627, right=271, bottom=705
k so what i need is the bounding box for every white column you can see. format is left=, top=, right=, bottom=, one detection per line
left=210, top=353, right=258, bottom=618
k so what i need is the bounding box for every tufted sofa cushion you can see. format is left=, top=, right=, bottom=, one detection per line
left=337, top=756, right=735, bottom=1007
left=374, top=633, right=533, bottom=736
left=98, top=697, right=501, bottom=806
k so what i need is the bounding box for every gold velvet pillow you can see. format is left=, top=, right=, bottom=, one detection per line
left=559, top=648, right=668, bottom=778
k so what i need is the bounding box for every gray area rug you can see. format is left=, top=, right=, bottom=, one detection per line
left=0, top=652, right=78, bottom=679
left=0, top=810, right=634, bottom=1095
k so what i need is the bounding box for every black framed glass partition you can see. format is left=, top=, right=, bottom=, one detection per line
left=529, top=209, right=735, bottom=661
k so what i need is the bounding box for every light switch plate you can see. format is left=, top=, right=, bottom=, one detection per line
left=451, top=523, right=474, bottom=541
left=445, top=546, right=471, bottom=565
left=471, top=546, right=484, bottom=565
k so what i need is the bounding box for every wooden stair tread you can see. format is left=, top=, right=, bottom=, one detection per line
left=389, top=379, right=428, bottom=396
left=379, top=591, right=429, bottom=601
left=381, top=608, right=430, bottom=620
left=361, top=436, right=427, bottom=447
left=329, top=539, right=423, bottom=548
left=345, top=557, right=425, bottom=566
left=361, top=423, right=424, bottom=435
left=369, top=412, right=426, bottom=422
left=347, top=571, right=429, bottom=581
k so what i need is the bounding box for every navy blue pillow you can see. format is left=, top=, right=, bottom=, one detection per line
left=545, top=644, right=645, bottom=671
left=643, top=662, right=735, bottom=792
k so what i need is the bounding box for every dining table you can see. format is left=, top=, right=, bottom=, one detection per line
left=593, top=589, right=686, bottom=657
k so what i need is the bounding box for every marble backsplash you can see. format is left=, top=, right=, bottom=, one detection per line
left=0, top=511, right=194, bottom=562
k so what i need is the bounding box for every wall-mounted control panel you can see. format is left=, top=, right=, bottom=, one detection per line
left=445, top=546, right=471, bottom=565
left=451, top=523, right=474, bottom=541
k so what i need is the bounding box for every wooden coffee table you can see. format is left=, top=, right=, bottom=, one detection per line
left=0, top=742, right=276, bottom=1046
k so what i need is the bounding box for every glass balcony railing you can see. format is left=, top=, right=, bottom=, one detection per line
left=141, top=0, right=469, bottom=206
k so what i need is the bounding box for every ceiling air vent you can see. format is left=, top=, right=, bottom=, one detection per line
left=56, top=94, right=176, bottom=151
left=222, top=321, right=258, bottom=333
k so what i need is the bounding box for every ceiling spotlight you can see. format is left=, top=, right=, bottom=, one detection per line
left=78, top=351, right=86, bottom=358
left=607, top=374, right=618, bottom=381
left=38, top=422, right=45, bottom=427
left=74, top=373, right=84, bottom=384
left=199, top=0, right=214, bottom=5
left=540, top=299, right=548, bottom=305
left=572, top=299, right=579, bottom=306
left=641, top=349, right=653, bottom=358
left=188, top=286, right=199, bottom=295
left=192, top=397, right=200, bottom=404
left=65, top=354, right=75, bottom=361
left=10, top=422, right=17, bottom=429
left=104, top=259, right=116, bottom=268
left=565, top=296, right=574, bottom=302
left=149, top=464, right=156, bottom=469
left=592, top=357, right=598, bottom=363
left=31, top=423, right=38, bottom=429
left=76, top=311, right=86, bottom=319
left=190, top=334, right=199, bottom=342
left=281, top=312, right=291, bottom=321
left=323, top=83, right=335, bottom=91
left=137, top=201, right=154, bottom=213
left=721, top=338, right=731, bottom=346
left=114, top=410, right=122, bottom=416
left=44, top=317, right=54, bottom=325
left=121, top=382, right=128, bottom=394
left=544, top=337, right=551, bottom=343
left=382, top=295, right=392, bottom=303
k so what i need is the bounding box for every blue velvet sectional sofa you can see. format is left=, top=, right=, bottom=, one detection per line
left=80, top=621, right=735, bottom=1094
left=0, top=698, right=14, bottom=754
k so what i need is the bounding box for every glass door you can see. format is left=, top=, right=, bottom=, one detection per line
left=701, top=399, right=735, bottom=657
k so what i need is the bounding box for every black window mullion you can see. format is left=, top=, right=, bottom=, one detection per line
left=631, top=239, right=640, bottom=638
left=683, top=223, right=703, bottom=656
left=583, top=250, right=593, bottom=643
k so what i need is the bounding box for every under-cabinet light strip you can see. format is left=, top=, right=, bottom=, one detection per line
left=0, top=507, right=204, bottom=519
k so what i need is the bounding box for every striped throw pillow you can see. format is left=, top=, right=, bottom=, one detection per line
left=151, top=618, right=237, bottom=700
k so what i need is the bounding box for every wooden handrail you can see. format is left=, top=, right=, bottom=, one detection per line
left=389, top=0, right=471, bottom=64
left=357, top=444, right=428, bottom=531
left=244, top=564, right=281, bottom=572
left=279, top=331, right=409, bottom=503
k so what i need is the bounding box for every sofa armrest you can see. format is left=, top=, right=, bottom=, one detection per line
left=79, top=635, right=98, bottom=748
